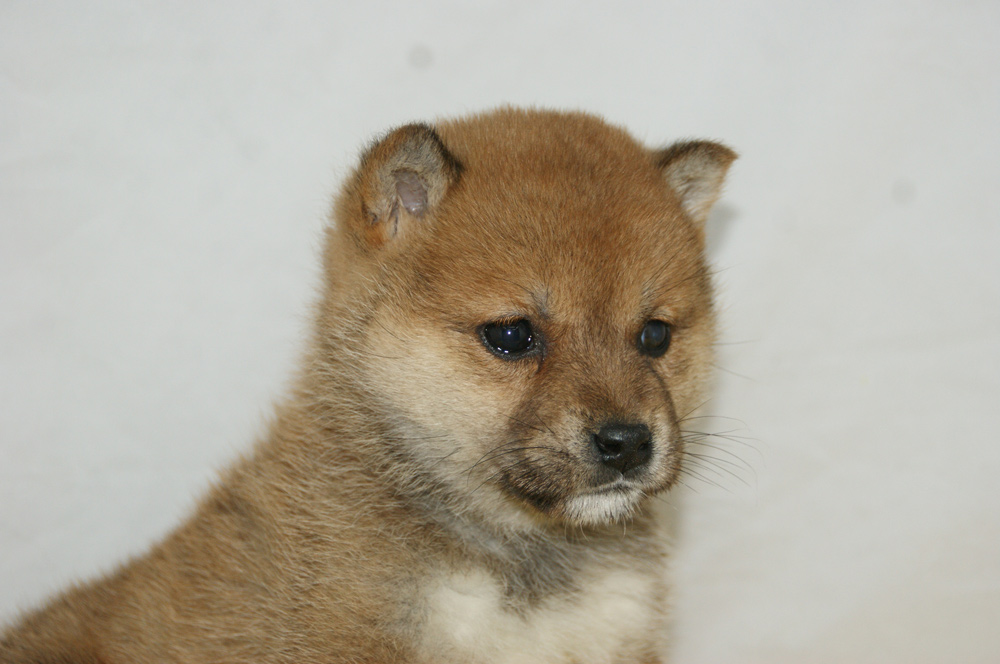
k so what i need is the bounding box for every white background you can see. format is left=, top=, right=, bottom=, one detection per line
left=2, top=2, right=998, bottom=661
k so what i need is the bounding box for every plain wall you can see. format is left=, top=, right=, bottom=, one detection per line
left=2, top=2, right=998, bottom=661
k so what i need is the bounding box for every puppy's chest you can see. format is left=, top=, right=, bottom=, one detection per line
left=416, top=562, right=661, bottom=664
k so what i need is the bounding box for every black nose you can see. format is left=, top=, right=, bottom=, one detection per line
left=592, top=422, right=652, bottom=474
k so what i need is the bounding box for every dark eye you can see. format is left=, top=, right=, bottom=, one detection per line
left=638, top=320, right=671, bottom=357
left=482, top=319, right=535, bottom=358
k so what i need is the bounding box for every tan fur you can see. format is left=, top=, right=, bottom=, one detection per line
left=1, top=108, right=736, bottom=663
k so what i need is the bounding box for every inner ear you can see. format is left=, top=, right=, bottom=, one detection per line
left=394, top=169, right=429, bottom=217
left=351, top=123, right=462, bottom=249
left=655, top=141, right=737, bottom=227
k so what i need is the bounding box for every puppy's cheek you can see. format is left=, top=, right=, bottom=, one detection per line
left=668, top=322, right=718, bottom=417
left=360, top=321, right=510, bottom=466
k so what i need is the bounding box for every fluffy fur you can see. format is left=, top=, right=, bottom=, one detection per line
left=1, top=108, right=736, bottom=663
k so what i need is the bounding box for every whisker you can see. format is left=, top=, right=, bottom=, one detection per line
left=678, top=414, right=748, bottom=427
left=671, top=476, right=701, bottom=494
left=710, top=362, right=754, bottom=381
left=676, top=466, right=732, bottom=492
left=682, top=439, right=756, bottom=470
left=682, top=452, right=753, bottom=487
left=504, top=413, right=546, bottom=434
left=468, top=438, right=530, bottom=468
left=531, top=411, right=558, bottom=438
left=682, top=445, right=752, bottom=472
left=428, top=449, right=461, bottom=468
left=680, top=427, right=762, bottom=457
left=676, top=398, right=712, bottom=422
left=467, top=444, right=553, bottom=474
left=713, top=339, right=758, bottom=346
left=466, top=443, right=570, bottom=493
left=370, top=317, right=406, bottom=344
left=471, top=457, right=539, bottom=495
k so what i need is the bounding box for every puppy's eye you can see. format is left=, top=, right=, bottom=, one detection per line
left=482, top=319, right=535, bottom=358
left=638, top=320, right=671, bottom=357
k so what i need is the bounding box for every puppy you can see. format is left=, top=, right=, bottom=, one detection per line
left=1, top=108, right=736, bottom=663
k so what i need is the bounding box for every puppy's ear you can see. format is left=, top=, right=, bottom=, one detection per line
left=655, top=141, right=737, bottom=227
left=345, top=123, right=462, bottom=250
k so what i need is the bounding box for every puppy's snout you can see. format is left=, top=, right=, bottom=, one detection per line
left=592, top=422, right=652, bottom=475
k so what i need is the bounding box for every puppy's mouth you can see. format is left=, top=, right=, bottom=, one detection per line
left=562, top=480, right=648, bottom=525
left=496, top=463, right=658, bottom=526
left=582, top=478, right=637, bottom=496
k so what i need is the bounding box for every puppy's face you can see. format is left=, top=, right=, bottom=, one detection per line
left=332, top=110, right=734, bottom=527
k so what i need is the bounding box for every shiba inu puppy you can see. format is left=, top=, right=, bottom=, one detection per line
left=1, top=108, right=736, bottom=663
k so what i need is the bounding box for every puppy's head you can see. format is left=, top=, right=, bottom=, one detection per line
left=324, top=109, right=735, bottom=528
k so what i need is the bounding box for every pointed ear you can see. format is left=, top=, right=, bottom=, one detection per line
left=345, top=123, right=462, bottom=249
left=654, top=141, right=737, bottom=226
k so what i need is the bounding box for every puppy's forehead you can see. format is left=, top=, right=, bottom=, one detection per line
left=424, top=113, right=704, bottom=315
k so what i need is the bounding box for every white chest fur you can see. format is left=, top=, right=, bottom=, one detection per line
left=418, top=565, right=662, bottom=664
